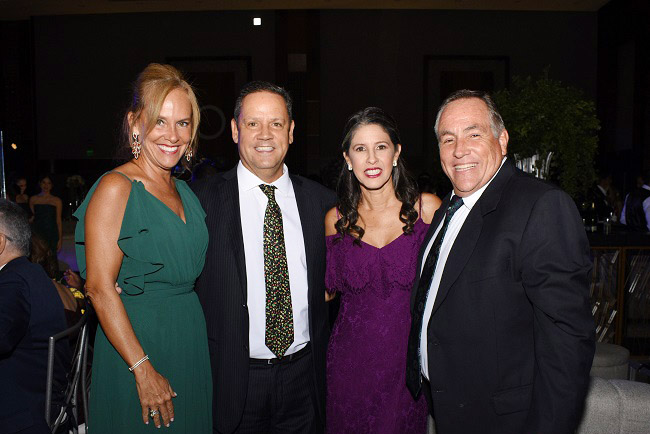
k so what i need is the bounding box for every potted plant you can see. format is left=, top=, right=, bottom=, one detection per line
left=493, top=69, right=600, bottom=199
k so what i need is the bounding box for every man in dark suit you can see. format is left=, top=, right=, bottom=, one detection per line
left=193, top=81, right=335, bottom=434
left=406, top=90, right=595, bottom=434
left=590, top=172, right=615, bottom=222
left=0, top=199, right=69, bottom=433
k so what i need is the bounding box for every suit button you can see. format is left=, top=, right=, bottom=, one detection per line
left=244, top=345, right=249, bottom=351
left=431, top=340, right=439, bottom=346
left=417, top=302, right=424, bottom=312
left=458, top=403, right=465, bottom=408
left=242, top=304, right=248, bottom=310
left=412, top=360, right=419, bottom=368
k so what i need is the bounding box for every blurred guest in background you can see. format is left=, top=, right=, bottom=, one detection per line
left=30, top=233, right=83, bottom=327
left=63, top=268, right=84, bottom=290
left=0, top=199, right=69, bottom=434
left=74, top=63, right=211, bottom=433
left=416, top=172, right=436, bottom=194
left=191, top=157, right=219, bottom=182
left=324, top=107, right=440, bottom=433
left=12, top=177, right=32, bottom=217
left=621, top=171, right=650, bottom=232
left=591, top=172, right=616, bottom=222
left=30, top=175, right=62, bottom=261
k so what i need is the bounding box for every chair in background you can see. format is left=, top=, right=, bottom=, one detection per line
left=590, top=342, right=631, bottom=380
left=45, top=302, right=92, bottom=434
left=576, top=376, right=650, bottom=434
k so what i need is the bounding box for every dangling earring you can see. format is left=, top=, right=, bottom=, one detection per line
left=131, top=133, right=141, bottom=160
left=392, top=160, right=397, bottom=167
left=347, top=164, right=352, bottom=171
left=185, top=148, right=193, bottom=162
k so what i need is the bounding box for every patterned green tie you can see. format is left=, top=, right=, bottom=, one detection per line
left=259, top=184, right=294, bottom=357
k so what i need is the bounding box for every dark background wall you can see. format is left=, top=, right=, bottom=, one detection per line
left=32, top=11, right=276, bottom=161
left=319, top=9, right=597, bottom=177
left=1, top=1, right=648, bottom=199
left=597, top=0, right=650, bottom=193
left=28, top=10, right=597, bottom=173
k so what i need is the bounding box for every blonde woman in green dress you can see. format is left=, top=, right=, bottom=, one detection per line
left=74, top=64, right=212, bottom=433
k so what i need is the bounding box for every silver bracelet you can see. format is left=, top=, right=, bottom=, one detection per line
left=128, top=355, right=149, bottom=372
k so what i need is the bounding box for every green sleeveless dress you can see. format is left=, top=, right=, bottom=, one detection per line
left=74, top=173, right=212, bottom=433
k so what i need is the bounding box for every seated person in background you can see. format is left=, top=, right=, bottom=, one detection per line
left=0, top=199, right=69, bottom=434
left=30, top=233, right=84, bottom=327
left=621, top=171, right=650, bottom=232
left=63, top=268, right=84, bottom=290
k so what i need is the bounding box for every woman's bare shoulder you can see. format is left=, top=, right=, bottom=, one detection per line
left=87, top=172, right=133, bottom=215
left=325, top=206, right=339, bottom=236
left=419, top=193, right=442, bottom=224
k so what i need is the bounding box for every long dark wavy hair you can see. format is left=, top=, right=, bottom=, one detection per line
left=335, top=107, right=419, bottom=244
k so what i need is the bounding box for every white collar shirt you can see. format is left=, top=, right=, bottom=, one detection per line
left=237, top=162, right=309, bottom=358
left=420, top=157, right=507, bottom=379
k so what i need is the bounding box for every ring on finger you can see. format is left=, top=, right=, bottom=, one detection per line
left=149, top=409, right=159, bottom=418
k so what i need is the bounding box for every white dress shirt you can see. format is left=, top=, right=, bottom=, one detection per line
left=420, top=157, right=507, bottom=379
left=237, top=162, right=310, bottom=358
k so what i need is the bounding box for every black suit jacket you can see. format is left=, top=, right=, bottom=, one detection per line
left=192, top=167, right=336, bottom=434
left=412, top=161, right=595, bottom=434
left=0, top=256, right=69, bottom=434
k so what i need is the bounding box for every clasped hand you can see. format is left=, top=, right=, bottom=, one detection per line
left=133, top=362, right=177, bottom=428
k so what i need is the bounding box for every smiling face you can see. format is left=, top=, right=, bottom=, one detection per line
left=232, top=91, right=294, bottom=183
left=344, top=123, right=401, bottom=191
left=437, top=97, right=508, bottom=197
left=134, top=88, right=193, bottom=170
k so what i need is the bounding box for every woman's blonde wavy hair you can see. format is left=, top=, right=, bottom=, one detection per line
left=123, top=63, right=200, bottom=169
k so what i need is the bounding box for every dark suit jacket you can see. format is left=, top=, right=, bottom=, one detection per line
left=0, top=256, right=69, bottom=434
left=192, top=167, right=336, bottom=434
left=413, top=161, right=595, bottom=434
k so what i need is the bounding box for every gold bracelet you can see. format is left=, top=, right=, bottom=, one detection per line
left=128, top=355, right=149, bottom=372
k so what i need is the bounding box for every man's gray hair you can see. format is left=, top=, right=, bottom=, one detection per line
left=0, top=199, right=31, bottom=256
left=434, top=89, right=505, bottom=142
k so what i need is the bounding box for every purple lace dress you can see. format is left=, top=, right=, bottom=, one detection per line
left=325, top=218, right=429, bottom=434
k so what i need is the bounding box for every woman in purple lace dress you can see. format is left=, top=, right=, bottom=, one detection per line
left=324, top=107, right=441, bottom=433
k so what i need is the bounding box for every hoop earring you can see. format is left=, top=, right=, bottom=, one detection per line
left=131, top=133, right=141, bottom=160
left=185, top=148, right=193, bottom=162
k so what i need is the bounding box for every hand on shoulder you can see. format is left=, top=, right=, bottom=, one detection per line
left=419, top=193, right=442, bottom=224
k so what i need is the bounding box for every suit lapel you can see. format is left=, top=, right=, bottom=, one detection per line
left=411, top=194, right=450, bottom=308
left=221, top=168, right=248, bottom=302
left=430, top=161, right=516, bottom=316
left=431, top=210, right=483, bottom=316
